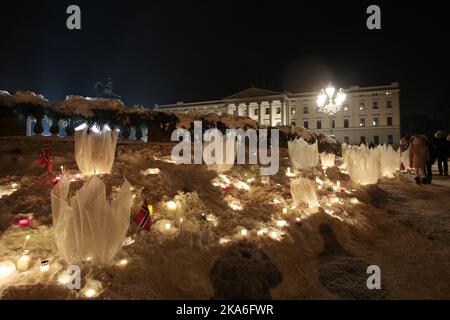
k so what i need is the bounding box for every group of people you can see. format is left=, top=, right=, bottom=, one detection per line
left=401, top=129, right=450, bottom=184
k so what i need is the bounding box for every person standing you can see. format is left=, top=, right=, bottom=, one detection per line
left=434, top=129, right=449, bottom=176
left=409, top=135, right=430, bottom=184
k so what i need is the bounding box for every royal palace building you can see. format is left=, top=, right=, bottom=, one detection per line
left=155, top=82, right=401, bottom=145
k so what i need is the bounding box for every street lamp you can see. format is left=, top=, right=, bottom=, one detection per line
left=316, top=84, right=346, bottom=135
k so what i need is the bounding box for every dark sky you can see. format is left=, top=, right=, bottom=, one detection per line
left=1, top=0, right=449, bottom=116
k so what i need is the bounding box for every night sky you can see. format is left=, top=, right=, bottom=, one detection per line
left=1, top=1, right=449, bottom=121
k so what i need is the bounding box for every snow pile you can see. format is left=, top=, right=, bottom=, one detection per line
left=75, top=124, right=118, bottom=176
left=51, top=175, right=132, bottom=265
left=203, top=129, right=237, bottom=172
left=61, top=95, right=126, bottom=118
left=290, top=177, right=319, bottom=210
left=320, top=152, right=336, bottom=168
left=288, top=138, right=318, bottom=170
left=345, top=144, right=381, bottom=185
left=379, top=145, right=401, bottom=177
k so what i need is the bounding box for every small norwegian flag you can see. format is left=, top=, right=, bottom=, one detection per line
left=134, top=199, right=153, bottom=231
left=38, top=143, right=53, bottom=173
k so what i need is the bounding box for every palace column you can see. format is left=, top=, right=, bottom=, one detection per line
left=257, top=102, right=262, bottom=125
left=235, top=103, right=240, bottom=116
left=246, top=102, right=250, bottom=118
left=225, top=103, right=231, bottom=115
left=280, top=100, right=285, bottom=126
left=269, top=101, right=273, bottom=126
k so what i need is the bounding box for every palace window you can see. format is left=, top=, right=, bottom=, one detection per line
left=373, top=117, right=379, bottom=126
left=303, top=121, right=309, bottom=129
left=360, top=136, right=366, bottom=144
left=331, top=119, right=335, bottom=129
left=344, top=136, right=350, bottom=144
left=303, top=105, right=309, bottom=114
left=388, top=135, right=394, bottom=145
left=254, top=108, right=258, bottom=116
left=359, top=118, right=366, bottom=127
left=317, top=120, right=322, bottom=129
left=387, top=100, right=393, bottom=108
left=343, top=104, right=349, bottom=111
left=387, top=116, right=393, bottom=126
left=291, top=121, right=296, bottom=126
left=276, top=107, right=281, bottom=114
left=344, top=119, right=349, bottom=128
left=359, top=103, right=365, bottom=111
left=372, top=101, right=379, bottom=109
left=291, top=107, right=296, bottom=114
left=374, top=135, right=379, bottom=145
left=265, top=108, right=270, bottom=115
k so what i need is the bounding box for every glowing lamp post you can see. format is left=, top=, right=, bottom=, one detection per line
left=316, top=84, right=347, bottom=136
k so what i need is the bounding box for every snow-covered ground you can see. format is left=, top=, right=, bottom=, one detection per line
left=0, top=136, right=449, bottom=299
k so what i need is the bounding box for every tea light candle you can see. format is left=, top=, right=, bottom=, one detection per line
left=40, top=259, right=50, bottom=273
left=240, top=228, right=248, bottom=237
left=17, top=250, right=31, bottom=272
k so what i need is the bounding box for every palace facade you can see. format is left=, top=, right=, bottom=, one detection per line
left=155, top=82, right=401, bottom=145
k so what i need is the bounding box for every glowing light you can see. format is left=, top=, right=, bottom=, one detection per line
left=104, top=124, right=111, bottom=131
left=0, top=261, right=17, bottom=284
left=57, top=272, right=72, bottom=285
left=166, top=201, right=177, bottom=210
left=240, top=229, right=248, bottom=236
left=276, top=220, right=288, bottom=227
left=116, top=259, right=128, bottom=267
left=141, top=168, right=160, bottom=175
left=286, top=167, right=296, bottom=177
left=85, top=256, right=92, bottom=262
left=229, top=203, right=242, bottom=211
left=219, top=238, right=231, bottom=245
left=282, top=208, right=288, bottom=214
left=90, top=124, right=101, bottom=134
left=269, top=231, right=280, bottom=240
left=165, top=223, right=172, bottom=230
left=315, top=177, right=324, bottom=186
left=75, top=123, right=88, bottom=131
left=325, top=85, right=336, bottom=97
left=295, top=217, right=302, bottom=224
left=11, top=183, right=18, bottom=189
left=351, top=198, right=359, bottom=204
left=84, top=288, right=97, bottom=298
left=235, top=181, right=250, bottom=191
left=122, top=237, right=135, bottom=247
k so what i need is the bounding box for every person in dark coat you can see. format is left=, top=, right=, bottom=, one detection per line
left=434, top=129, right=449, bottom=176
left=425, top=136, right=437, bottom=183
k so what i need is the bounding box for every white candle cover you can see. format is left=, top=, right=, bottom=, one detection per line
left=17, top=250, right=31, bottom=272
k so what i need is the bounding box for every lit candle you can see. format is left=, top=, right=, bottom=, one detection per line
left=22, top=235, right=31, bottom=250
left=240, top=229, right=248, bottom=237
left=40, top=259, right=50, bottom=273
left=282, top=208, right=288, bottom=214
left=17, top=250, right=31, bottom=272
left=116, top=259, right=128, bottom=268
left=166, top=201, right=177, bottom=210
